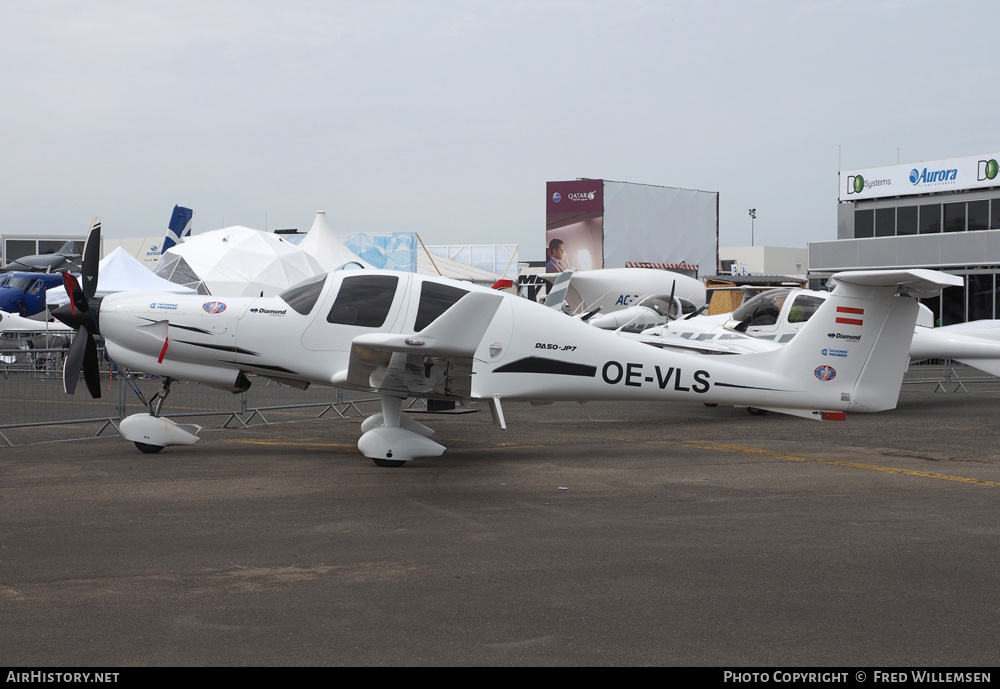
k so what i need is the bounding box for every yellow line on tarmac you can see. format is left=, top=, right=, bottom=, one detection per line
left=677, top=440, right=1000, bottom=488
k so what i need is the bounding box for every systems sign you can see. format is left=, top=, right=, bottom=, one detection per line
left=840, top=152, right=1000, bottom=201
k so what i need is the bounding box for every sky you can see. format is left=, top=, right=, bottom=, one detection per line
left=2, top=0, right=997, bottom=261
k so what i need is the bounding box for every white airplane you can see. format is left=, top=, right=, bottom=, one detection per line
left=586, top=293, right=701, bottom=331
left=54, top=224, right=960, bottom=466
left=538, top=267, right=706, bottom=317
left=0, top=310, right=73, bottom=338
left=635, top=282, right=1000, bottom=378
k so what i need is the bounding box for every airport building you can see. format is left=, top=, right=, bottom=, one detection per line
left=809, top=151, right=1000, bottom=325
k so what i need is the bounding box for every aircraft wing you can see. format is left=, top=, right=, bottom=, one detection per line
left=0, top=310, right=74, bottom=335
left=623, top=329, right=782, bottom=355
left=336, top=290, right=504, bottom=399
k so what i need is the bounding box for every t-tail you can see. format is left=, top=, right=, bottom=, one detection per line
left=745, top=269, right=962, bottom=418
left=162, top=205, right=193, bottom=254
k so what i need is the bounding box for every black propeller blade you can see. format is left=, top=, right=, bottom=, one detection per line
left=63, top=320, right=102, bottom=397
left=52, top=219, right=102, bottom=398
left=683, top=304, right=708, bottom=320
left=81, top=219, right=101, bottom=299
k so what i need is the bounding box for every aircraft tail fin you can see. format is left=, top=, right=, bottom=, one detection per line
left=162, top=205, right=193, bottom=254
left=771, top=269, right=962, bottom=414
left=544, top=268, right=574, bottom=309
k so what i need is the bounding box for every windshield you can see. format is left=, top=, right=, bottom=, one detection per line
left=635, top=294, right=677, bottom=317
left=4, top=277, right=32, bottom=291
left=278, top=274, right=327, bottom=315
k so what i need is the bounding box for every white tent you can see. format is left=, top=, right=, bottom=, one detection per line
left=297, top=211, right=373, bottom=272
left=154, top=226, right=325, bottom=297
left=46, top=247, right=197, bottom=307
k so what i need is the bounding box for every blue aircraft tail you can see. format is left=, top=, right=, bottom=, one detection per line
left=162, top=205, right=193, bottom=253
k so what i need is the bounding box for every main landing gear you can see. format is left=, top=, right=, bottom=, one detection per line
left=358, top=394, right=446, bottom=467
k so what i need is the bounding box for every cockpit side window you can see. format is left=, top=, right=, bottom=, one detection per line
left=278, top=274, right=327, bottom=315
left=414, top=281, right=469, bottom=332
left=731, top=289, right=791, bottom=327
left=787, top=295, right=825, bottom=324
left=327, top=275, right=399, bottom=327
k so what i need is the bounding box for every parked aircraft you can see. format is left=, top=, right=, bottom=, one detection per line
left=0, top=309, right=73, bottom=357
left=0, top=272, right=68, bottom=318
left=538, top=267, right=706, bottom=316
left=0, top=310, right=72, bottom=337
left=635, top=283, right=1000, bottom=378
left=4, top=240, right=82, bottom=273
left=55, top=223, right=960, bottom=465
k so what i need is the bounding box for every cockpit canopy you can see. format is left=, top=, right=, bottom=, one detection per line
left=278, top=273, right=473, bottom=330
left=636, top=294, right=698, bottom=318
left=731, top=288, right=825, bottom=329
left=732, top=289, right=791, bottom=327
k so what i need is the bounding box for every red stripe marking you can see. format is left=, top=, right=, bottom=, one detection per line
left=157, top=337, right=169, bottom=364
left=837, top=306, right=864, bottom=315
left=836, top=317, right=863, bottom=326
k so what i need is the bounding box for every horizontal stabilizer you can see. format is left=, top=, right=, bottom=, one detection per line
left=830, top=269, right=962, bottom=298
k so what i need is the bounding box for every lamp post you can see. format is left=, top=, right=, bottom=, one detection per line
left=748, top=208, right=756, bottom=246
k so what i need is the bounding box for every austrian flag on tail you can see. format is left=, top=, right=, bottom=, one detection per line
left=836, top=306, right=864, bottom=326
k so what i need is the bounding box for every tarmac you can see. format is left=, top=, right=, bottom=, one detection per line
left=2, top=384, right=999, bottom=666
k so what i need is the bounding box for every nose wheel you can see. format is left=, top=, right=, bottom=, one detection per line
left=372, top=457, right=406, bottom=468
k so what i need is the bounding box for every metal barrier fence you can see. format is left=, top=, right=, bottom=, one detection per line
left=2, top=347, right=997, bottom=447
left=902, top=358, right=1000, bottom=393
left=0, top=347, right=389, bottom=447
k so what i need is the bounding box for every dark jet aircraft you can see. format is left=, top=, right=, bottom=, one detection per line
left=4, top=240, right=83, bottom=273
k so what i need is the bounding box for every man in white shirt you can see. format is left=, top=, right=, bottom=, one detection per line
left=546, top=239, right=568, bottom=273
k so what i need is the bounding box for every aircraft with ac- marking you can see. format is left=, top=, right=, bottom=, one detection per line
left=55, top=223, right=961, bottom=466
left=633, top=282, right=1000, bottom=380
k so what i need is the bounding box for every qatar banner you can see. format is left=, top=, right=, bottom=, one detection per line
left=546, top=179, right=718, bottom=276
left=546, top=180, right=605, bottom=272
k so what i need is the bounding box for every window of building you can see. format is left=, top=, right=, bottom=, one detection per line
left=919, top=204, right=941, bottom=234
left=992, top=199, right=1000, bottom=229
left=854, top=209, right=874, bottom=238
left=4, top=240, right=35, bottom=263
left=968, top=200, right=989, bottom=231
left=38, top=240, right=69, bottom=255
left=944, top=202, right=966, bottom=232
left=920, top=296, right=941, bottom=327
left=875, top=208, right=895, bottom=237
left=896, top=206, right=918, bottom=235
left=941, top=282, right=966, bottom=325
left=967, top=273, right=994, bottom=320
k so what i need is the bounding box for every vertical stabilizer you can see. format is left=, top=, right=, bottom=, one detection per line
left=769, top=269, right=961, bottom=414
left=162, top=205, right=193, bottom=254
